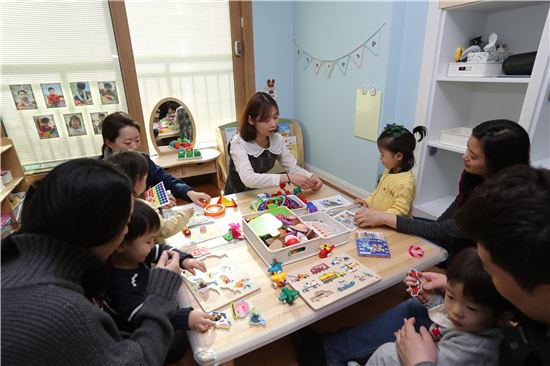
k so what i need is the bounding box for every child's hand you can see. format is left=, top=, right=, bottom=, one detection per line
left=182, top=258, right=207, bottom=275
left=354, top=198, right=367, bottom=207
left=156, top=250, right=181, bottom=274
left=185, top=208, right=194, bottom=217
left=188, top=310, right=215, bottom=332
left=310, top=175, right=323, bottom=191
left=404, top=271, right=447, bottom=303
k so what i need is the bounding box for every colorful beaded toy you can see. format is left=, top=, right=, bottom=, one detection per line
left=251, top=194, right=303, bottom=211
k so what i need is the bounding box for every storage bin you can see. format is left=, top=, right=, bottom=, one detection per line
left=242, top=206, right=349, bottom=265
left=440, top=127, right=472, bottom=149
left=447, top=62, right=503, bottom=77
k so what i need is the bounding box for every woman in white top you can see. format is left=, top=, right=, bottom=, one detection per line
left=224, top=92, right=322, bottom=194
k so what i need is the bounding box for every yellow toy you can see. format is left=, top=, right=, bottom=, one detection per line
left=271, top=272, right=287, bottom=288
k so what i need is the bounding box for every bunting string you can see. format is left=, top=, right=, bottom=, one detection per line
left=294, top=23, right=385, bottom=78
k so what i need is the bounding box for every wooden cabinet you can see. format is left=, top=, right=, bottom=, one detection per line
left=1, top=138, right=29, bottom=236
left=413, top=1, right=550, bottom=219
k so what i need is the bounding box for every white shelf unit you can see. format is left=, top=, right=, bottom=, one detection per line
left=413, top=1, right=550, bottom=219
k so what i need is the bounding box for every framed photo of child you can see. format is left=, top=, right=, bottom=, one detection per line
left=63, top=113, right=87, bottom=137
left=98, top=81, right=119, bottom=105
left=40, top=83, right=66, bottom=108
left=9, top=84, right=38, bottom=110
left=70, top=81, right=93, bottom=106
left=33, top=114, right=60, bottom=139
left=90, top=111, right=107, bottom=135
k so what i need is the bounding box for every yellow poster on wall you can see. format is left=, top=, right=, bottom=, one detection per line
left=354, top=88, right=381, bottom=141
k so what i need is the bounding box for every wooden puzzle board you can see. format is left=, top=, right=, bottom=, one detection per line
left=286, top=256, right=381, bottom=310
left=182, top=254, right=261, bottom=312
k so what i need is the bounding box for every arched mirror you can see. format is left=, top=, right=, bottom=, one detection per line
left=149, top=97, right=196, bottom=156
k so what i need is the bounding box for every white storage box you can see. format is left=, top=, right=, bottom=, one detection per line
left=250, top=194, right=307, bottom=215
left=242, top=206, right=349, bottom=266
left=447, top=62, right=503, bottom=77
left=440, top=127, right=472, bottom=149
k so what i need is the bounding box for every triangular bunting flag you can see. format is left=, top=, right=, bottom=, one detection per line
left=351, top=45, right=365, bottom=68
left=313, top=60, right=322, bottom=76
left=324, top=61, right=335, bottom=78
left=365, top=31, right=381, bottom=55
left=337, top=56, right=350, bottom=75
left=304, top=53, right=312, bottom=70
left=295, top=45, right=303, bottom=61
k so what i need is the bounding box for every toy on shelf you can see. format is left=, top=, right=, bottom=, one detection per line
left=271, top=272, right=287, bottom=288
left=278, top=286, right=300, bottom=305
left=223, top=223, right=243, bottom=241
left=249, top=307, right=266, bottom=327
left=267, top=259, right=283, bottom=274
left=169, top=137, right=192, bottom=149
left=319, top=243, right=335, bottom=258
left=217, top=195, right=238, bottom=208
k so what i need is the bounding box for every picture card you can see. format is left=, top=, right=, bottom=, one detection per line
left=70, top=81, right=93, bottom=106
left=33, top=114, right=59, bottom=139
left=40, top=82, right=66, bottom=108
left=63, top=113, right=87, bottom=137
left=98, top=81, right=119, bottom=104
left=332, top=210, right=357, bottom=230
left=311, top=195, right=353, bottom=211
left=10, top=84, right=37, bottom=110
left=355, top=231, right=390, bottom=258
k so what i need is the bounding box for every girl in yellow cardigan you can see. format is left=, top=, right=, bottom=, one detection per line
left=107, top=150, right=193, bottom=242
left=357, top=124, right=427, bottom=216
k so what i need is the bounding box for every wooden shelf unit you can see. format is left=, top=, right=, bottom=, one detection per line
left=1, top=138, right=29, bottom=232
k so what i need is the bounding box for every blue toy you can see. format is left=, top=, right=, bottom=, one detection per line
left=267, top=258, right=283, bottom=274
left=306, top=202, right=319, bottom=213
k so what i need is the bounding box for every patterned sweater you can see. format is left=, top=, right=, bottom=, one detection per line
left=365, top=169, right=416, bottom=216
left=1, top=233, right=181, bottom=366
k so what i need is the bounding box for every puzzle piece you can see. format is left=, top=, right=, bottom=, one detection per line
left=249, top=307, right=266, bottom=327
left=210, top=311, right=232, bottom=330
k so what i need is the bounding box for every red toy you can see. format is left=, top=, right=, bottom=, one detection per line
left=228, top=223, right=243, bottom=239
left=183, top=228, right=191, bottom=237
left=319, top=243, right=335, bottom=258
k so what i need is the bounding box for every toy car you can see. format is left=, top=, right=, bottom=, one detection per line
left=310, top=290, right=333, bottom=302
left=337, top=280, right=355, bottom=292
left=302, top=280, right=320, bottom=292
left=319, top=271, right=345, bottom=284
left=310, top=263, right=329, bottom=274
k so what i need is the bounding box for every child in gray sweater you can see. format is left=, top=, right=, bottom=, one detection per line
left=367, top=248, right=513, bottom=366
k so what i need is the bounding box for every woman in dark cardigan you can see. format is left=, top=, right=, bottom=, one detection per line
left=354, top=119, right=531, bottom=254
left=101, top=111, right=211, bottom=206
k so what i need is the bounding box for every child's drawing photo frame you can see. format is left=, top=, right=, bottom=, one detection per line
left=70, top=81, right=93, bottom=106
left=40, top=82, right=66, bottom=108
left=9, top=84, right=38, bottom=110
left=63, top=113, right=87, bottom=137
left=33, top=114, right=60, bottom=139
left=98, top=81, right=119, bottom=105
left=90, top=111, right=107, bottom=135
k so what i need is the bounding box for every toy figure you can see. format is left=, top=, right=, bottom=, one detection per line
left=278, top=287, right=299, bottom=305
left=319, top=243, right=335, bottom=258
left=271, top=272, right=287, bottom=288
left=267, top=259, right=283, bottom=274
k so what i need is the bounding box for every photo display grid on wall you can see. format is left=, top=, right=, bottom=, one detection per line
left=9, top=81, right=119, bottom=140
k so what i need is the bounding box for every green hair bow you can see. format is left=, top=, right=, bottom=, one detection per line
left=383, top=123, right=407, bottom=138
